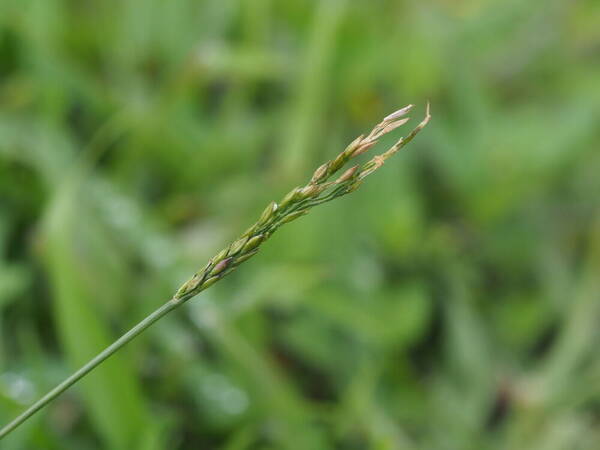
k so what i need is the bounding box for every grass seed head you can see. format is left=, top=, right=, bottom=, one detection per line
left=173, top=103, right=430, bottom=301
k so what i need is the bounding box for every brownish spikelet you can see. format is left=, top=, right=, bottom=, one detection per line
left=335, top=165, right=359, bottom=184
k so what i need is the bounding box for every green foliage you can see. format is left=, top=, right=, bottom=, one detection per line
left=1, top=0, right=599, bottom=448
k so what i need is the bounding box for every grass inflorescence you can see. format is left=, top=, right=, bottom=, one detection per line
left=173, top=103, right=430, bottom=303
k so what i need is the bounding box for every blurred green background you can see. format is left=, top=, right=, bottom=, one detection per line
left=1, top=0, right=599, bottom=448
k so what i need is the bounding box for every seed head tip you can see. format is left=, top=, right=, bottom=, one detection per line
left=383, top=104, right=414, bottom=122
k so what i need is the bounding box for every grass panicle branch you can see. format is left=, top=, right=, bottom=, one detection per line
left=0, top=104, right=430, bottom=440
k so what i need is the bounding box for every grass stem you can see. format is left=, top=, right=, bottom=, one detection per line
left=0, top=299, right=181, bottom=439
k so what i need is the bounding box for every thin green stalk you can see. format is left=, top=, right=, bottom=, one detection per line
left=0, top=103, right=430, bottom=439
left=0, top=299, right=179, bottom=439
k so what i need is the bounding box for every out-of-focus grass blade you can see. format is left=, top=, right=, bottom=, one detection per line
left=278, top=0, right=347, bottom=178
left=40, top=182, right=158, bottom=449
left=536, top=217, right=600, bottom=402
left=189, top=298, right=329, bottom=449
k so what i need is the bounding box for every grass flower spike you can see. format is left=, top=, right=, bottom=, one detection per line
left=0, top=103, right=430, bottom=439
left=172, top=103, right=431, bottom=303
